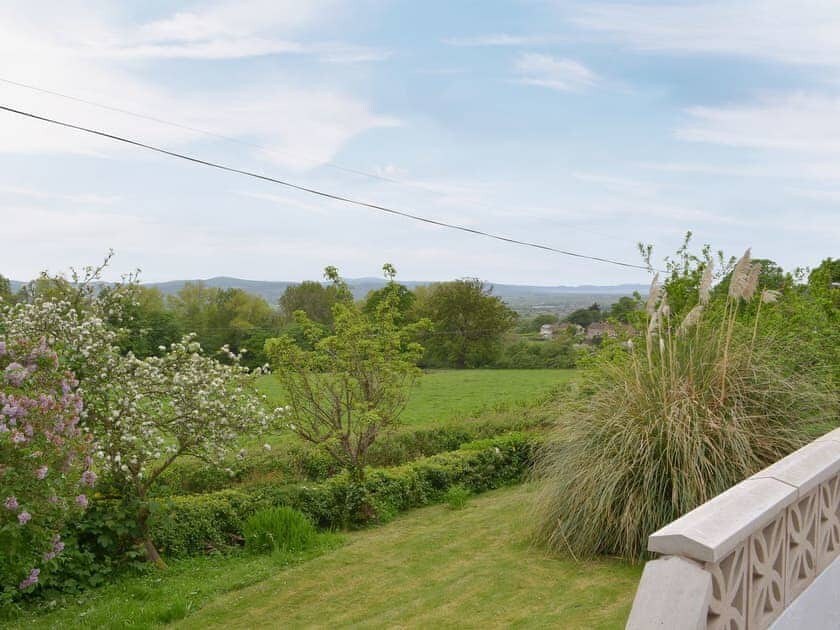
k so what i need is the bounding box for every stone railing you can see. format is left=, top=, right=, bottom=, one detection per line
left=626, top=427, right=840, bottom=630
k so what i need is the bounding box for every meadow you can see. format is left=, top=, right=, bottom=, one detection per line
left=256, top=368, right=574, bottom=429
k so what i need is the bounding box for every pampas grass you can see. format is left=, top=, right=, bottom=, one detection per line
left=531, top=253, right=835, bottom=560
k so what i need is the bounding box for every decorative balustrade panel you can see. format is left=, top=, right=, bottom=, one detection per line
left=705, top=542, right=747, bottom=630
left=785, top=489, right=818, bottom=605
left=748, top=511, right=786, bottom=628
left=630, top=432, right=840, bottom=630
left=818, top=472, right=840, bottom=573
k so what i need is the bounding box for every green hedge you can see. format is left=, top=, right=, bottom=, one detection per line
left=149, top=432, right=538, bottom=557
left=154, top=411, right=551, bottom=496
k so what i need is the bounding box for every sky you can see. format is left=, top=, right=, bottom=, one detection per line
left=1, top=0, right=838, bottom=286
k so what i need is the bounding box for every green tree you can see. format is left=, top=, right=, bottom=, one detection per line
left=564, top=303, right=603, bottom=327
left=363, top=276, right=415, bottom=325
left=0, top=274, right=11, bottom=302
left=266, top=266, right=424, bottom=481
left=418, top=279, right=516, bottom=368
left=278, top=281, right=345, bottom=326
left=168, top=284, right=277, bottom=356
left=606, top=295, right=642, bottom=324
left=102, top=285, right=183, bottom=357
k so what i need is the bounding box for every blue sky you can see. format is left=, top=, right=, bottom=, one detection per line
left=1, top=1, right=838, bottom=285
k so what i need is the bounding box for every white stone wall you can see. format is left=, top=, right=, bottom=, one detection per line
left=626, top=428, right=840, bottom=630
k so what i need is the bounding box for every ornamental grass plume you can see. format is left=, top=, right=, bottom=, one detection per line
left=532, top=248, right=836, bottom=560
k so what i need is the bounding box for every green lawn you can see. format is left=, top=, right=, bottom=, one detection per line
left=178, top=484, right=639, bottom=629
left=16, top=485, right=639, bottom=629
left=257, top=369, right=574, bottom=429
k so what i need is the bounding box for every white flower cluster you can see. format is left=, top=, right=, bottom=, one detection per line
left=2, top=296, right=281, bottom=499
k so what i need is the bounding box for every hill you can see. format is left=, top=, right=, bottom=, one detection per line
left=6, top=276, right=646, bottom=316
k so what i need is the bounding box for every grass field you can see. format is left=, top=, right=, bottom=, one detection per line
left=179, top=484, right=639, bottom=630
left=257, top=369, right=574, bottom=429
left=16, top=485, right=639, bottom=629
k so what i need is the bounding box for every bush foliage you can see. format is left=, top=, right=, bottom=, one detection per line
left=533, top=247, right=838, bottom=560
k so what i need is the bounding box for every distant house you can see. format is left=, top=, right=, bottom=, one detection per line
left=539, top=324, right=556, bottom=339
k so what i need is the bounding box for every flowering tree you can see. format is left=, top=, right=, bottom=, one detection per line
left=0, top=337, right=94, bottom=603
left=2, top=264, right=278, bottom=567
left=91, top=336, right=274, bottom=567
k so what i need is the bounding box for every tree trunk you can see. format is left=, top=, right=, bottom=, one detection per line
left=138, top=504, right=167, bottom=569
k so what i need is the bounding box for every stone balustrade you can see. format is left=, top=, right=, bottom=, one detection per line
left=626, top=427, right=840, bottom=630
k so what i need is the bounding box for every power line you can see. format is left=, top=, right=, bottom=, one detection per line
left=0, top=103, right=656, bottom=272
left=0, top=76, right=403, bottom=186
left=0, top=76, right=640, bottom=246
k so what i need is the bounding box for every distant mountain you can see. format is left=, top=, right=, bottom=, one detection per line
left=5, top=276, right=646, bottom=314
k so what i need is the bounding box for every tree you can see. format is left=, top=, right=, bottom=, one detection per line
left=417, top=279, right=516, bottom=368
left=266, top=266, right=424, bottom=482
left=278, top=281, right=345, bottom=326
left=362, top=280, right=415, bottom=325
left=103, top=285, right=183, bottom=357
left=0, top=275, right=11, bottom=303
left=564, top=303, right=603, bottom=328
left=168, top=284, right=278, bottom=357
left=0, top=337, right=94, bottom=603
left=606, top=296, right=642, bottom=324
left=2, top=267, right=276, bottom=568
left=89, top=336, right=274, bottom=567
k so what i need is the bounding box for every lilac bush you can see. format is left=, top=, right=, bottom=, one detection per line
left=0, top=337, right=94, bottom=604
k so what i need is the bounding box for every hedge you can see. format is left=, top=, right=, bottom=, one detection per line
left=153, top=410, right=551, bottom=496
left=149, top=432, right=538, bottom=557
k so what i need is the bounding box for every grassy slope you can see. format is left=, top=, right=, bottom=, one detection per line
left=177, top=484, right=640, bottom=630
left=257, top=369, right=574, bottom=429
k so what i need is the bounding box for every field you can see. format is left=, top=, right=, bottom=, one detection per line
left=17, top=485, right=639, bottom=629
left=257, top=368, right=574, bottom=429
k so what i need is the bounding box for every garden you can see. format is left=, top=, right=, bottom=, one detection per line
left=1, top=245, right=838, bottom=628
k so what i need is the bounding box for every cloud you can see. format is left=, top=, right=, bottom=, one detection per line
left=571, top=1, right=840, bottom=67
left=0, top=2, right=396, bottom=169
left=677, top=94, right=840, bottom=154
left=443, top=34, right=560, bottom=47
left=515, top=53, right=598, bottom=92
left=92, top=0, right=389, bottom=62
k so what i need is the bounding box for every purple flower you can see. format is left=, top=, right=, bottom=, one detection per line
left=43, top=535, right=65, bottom=562
left=48, top=495, right=59, bottom=504
left=18, top=511, right=31, bottom=525
left=18, top=568, right=39, bottom=590
left=35, top=465, right=48, bottom=480
left=75, top=494, right=88, bottom=509
left=81, top=470, right=97, bottom=486
left=4, top=496, right=19, bottom=510
left=0, top=341, right=5, bottom=356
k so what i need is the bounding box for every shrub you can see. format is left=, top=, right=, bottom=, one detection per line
left=144, top=432, right=536, bottom=557
left=444, top=486, right=471, bottom=510
left=532, top=250, right=837, bottom=560
left=243, top=507, right=317, bottom=555
left=0, top=337, right=95, bottom=608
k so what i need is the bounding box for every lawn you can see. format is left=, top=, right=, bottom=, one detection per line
left=257, top=368, right=574, bottom=429
left=179, top=484, right=639, bottom=629
left=15, top=485, right=639, bottom=629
